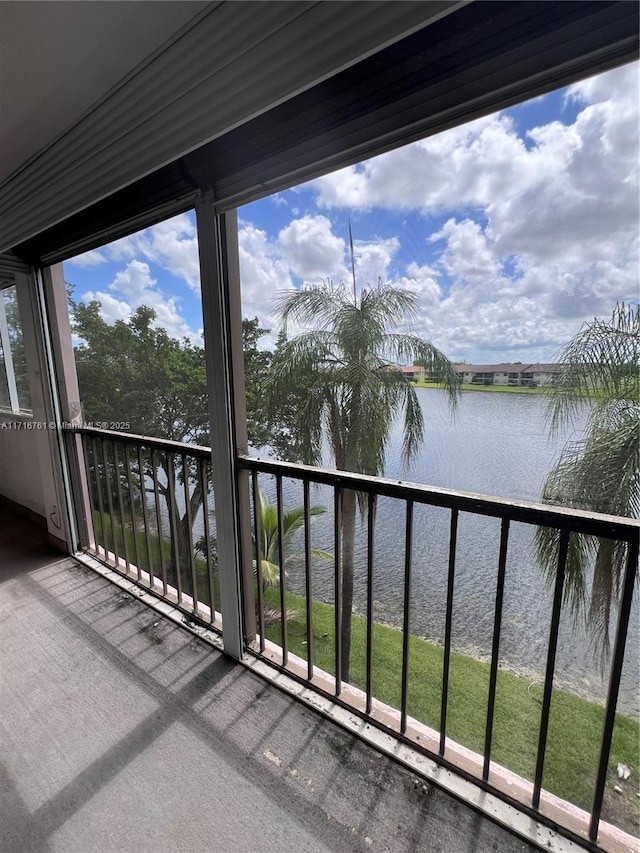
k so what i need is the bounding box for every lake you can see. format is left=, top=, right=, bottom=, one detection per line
left=269, top=388, right=639, bottom=718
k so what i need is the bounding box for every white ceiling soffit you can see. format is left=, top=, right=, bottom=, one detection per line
left=0, top=0, right=463, bottom=254
left=0, top=1, right=211, bottom=183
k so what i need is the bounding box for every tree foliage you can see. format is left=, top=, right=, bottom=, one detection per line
left=536, top=302, right=639, bottom=657
left=71, top=296, right=274, bottom=591
left=73, top=300, right=209, bottom=441
left=72, top=301, right=272, bottom=447
left=242, top=317, right=273, bottom=449
left=267, top=277, right=459, bottom=681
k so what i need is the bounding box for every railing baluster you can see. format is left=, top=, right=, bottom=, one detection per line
left=137, top=445, right=154, bottom=588
left=334, top=486, right=343, bottom=695
left=589, top=540, right=639, bottom=842
left=93, top=439, right=109, bottom=560
left=182, top=453, right=199, bottom=615
left=533, top=528, right=569, bottom=809
left=252, top=471, right=265, bottom=651
left=199, top=458, right=216, bottom=622
left=167, top=451, right=183, bottom=604
left=124, top=444, right=142, bottom=581
left=151, top=449, right=168, bottom=596
left=81, top=434, right=99, bottom=556
left=276, top=475, right=288, bottom=666
left=113, top=443, right=131, bottom=573
left=483, top=517, right=510, bottom=781
left=365, top=493, right=376, bottom=715
left=440, top=508, right=459, bottom=756
left=303, top=479, right=314, bottom=682
left=400, top=500, right=414, bottom=734
left=92, top=437, right=108, bottom=559
left=102, top=439, right=119, bottom=566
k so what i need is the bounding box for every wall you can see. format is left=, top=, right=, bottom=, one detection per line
left=0, top=414, right=46, bottom=518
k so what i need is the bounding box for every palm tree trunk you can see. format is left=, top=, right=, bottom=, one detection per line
left=340, top=488, right=357, bottom=683
left=158, top=463, right=203, bottom=595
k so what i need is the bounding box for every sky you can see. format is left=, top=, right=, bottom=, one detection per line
left=65, top=62, right=639, bottom=365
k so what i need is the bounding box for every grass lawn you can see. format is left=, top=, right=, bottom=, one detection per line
left=264, top=588, right=638, bottom=834
left=415, top=381, right=548, bottom=394
left=92, top=513, right=639, bottom=835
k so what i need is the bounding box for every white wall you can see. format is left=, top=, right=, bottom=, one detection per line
left=0, top=416, right=46, bottom=518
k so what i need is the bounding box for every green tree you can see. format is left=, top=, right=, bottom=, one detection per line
left=267, top=328, right=317, bottom=461
left=536, top=303, right=639, bottom=656
left=268, top=278, right=460, bottom=682
left=73, top=300, right=209, bottom=587
left=73, top=301, right=209, bottom=442
left=72, top=298, right=273, bottom=588
left=242, top=317, right=273, bottom=449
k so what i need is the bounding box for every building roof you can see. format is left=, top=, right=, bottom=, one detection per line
left=456, top=363, right=560, bottom=374
left=456, top=363, right=526, bottom=373
left=521, top=363, right=562, bottom=373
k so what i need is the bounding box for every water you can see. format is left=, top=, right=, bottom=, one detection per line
left=266, top=389, right=638, bottom=718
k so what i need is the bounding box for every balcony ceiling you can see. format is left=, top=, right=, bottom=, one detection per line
left=0, top=1, right=637, bottom=261
left=0, top=0, right=209, bottom=185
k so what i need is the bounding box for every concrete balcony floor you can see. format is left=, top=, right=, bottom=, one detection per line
left=0, top=508, right=539, bottom=853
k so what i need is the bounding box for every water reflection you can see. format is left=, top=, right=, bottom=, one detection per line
left=273, top=389, right=638, bottom=718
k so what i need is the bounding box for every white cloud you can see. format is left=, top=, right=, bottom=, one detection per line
left=84, top=259, right=198, bottom=341
left=277, top=215, right=345, bottom=280
left=82, top=290, right=131, bottom=324
left=238, top=223, right=293, bottom=325
left=430, top=219, right=500, bottom=283
left=305, top=62, right=639, bottom=362
left=238, top=216, right=408, bottom=341
left=352, top=236, right=399, bottom=287
left=107, top=213, right=200, bottom=291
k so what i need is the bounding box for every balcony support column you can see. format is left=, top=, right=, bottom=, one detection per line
left=197, top=197, right=255, bottom=660
left=39, top=264, right=92, bottom=552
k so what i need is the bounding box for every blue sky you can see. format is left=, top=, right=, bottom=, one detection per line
left=65, top=62, right=639, bottom=364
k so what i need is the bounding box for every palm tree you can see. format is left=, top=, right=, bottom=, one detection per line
left=536, top=302, right=639, bottom=657
left=268, top=277, right=460, bottom=682
left=254, top=486, right=331, bottom=592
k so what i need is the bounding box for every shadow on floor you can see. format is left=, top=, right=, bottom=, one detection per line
left=0, top=508, right=537, bottom=853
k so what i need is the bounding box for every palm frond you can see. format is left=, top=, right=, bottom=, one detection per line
left=271, top=280, right=458, bottom=479
left=537, top=301, right=639, bottom=659
left=547, top=302, right=639, bottom=434
left=252, top=488, right=330, bottom=585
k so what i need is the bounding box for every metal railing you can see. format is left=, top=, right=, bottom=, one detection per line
left=77, top=427, right=218, bottom=628
left=238, top=454, right=639, bottom=849
left=74, top=427, right=638, bottom=848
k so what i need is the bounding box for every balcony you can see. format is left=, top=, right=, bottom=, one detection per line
left=1, top=5, right=638, bottom=851
left=42, top=425, right=636, bottom=853
left=2, top=504, right=549, bottom=853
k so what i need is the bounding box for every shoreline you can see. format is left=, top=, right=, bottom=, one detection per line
left=415, top=381, right=548, bottom=395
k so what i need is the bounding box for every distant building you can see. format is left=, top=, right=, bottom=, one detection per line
left=390, top=365, right=425, bottom=382
left=519, top=363, right=562, bottom=387
left=399, top=365, right=424, bottom=382
left=455, top=363, right=560, bottom=387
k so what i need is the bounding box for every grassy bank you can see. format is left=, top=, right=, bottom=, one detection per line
left=265, top=588, right=637, bottom=832
left=92, top=513, right=639, bottom=834
left=415, top=381, right=548, bottom=394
